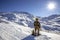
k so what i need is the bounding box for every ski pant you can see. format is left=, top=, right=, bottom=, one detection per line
left=35, top=26, right=40, bottom=34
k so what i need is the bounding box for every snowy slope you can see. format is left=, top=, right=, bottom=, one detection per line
left=41, top=14, right=60, bottom=34
left=0, top=12, right=60, bottom=33
left=0, top=12, right=60, bottom=40
left=0, top=20, right=30, bottom=40
left=0, top=20, right=60, bottom=40
left=0, top=12, right=34, bottom=27
left=0, top=12, right=60, bottom=34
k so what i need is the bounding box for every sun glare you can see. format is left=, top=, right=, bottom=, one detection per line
left=48, top=2, right=56, bottom=10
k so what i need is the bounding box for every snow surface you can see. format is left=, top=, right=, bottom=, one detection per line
left=0, top=12, right=60, bottom=40
left=0, top=21, right=60, bottom=40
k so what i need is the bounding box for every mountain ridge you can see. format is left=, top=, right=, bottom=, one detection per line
left=0, top=12, right=60, bottom=34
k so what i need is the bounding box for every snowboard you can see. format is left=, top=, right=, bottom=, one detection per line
left=32, top=30, right=41, bottom=36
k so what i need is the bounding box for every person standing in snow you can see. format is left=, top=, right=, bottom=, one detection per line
left=32, top=18, right=41, bottom=36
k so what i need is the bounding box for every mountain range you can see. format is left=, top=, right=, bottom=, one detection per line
left=0, top=12, right=60, bottom=33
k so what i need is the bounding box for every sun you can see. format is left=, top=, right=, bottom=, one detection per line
left=48, top=3, right=56, bottom=10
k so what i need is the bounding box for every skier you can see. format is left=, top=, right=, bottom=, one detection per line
left=32, top=18, right=41, bottom=36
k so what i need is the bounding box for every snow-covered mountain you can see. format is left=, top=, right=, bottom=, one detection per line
left=0, top=12, right=60, bottom=33
left=0, top=12, right=60, bottom=40
left=0, top=17, right=60, bottom=40
left=0, top=12, right=35, bottom=27
left=41, top=14, right=60, bottom=34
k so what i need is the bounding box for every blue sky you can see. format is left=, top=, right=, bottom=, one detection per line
left=0, top=0, right=60, bottom=17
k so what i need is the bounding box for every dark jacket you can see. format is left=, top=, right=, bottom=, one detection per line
left=34, top=21, right=41, bottom=28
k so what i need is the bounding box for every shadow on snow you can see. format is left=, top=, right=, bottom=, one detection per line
left=22, top=34, right=50, bottom=40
